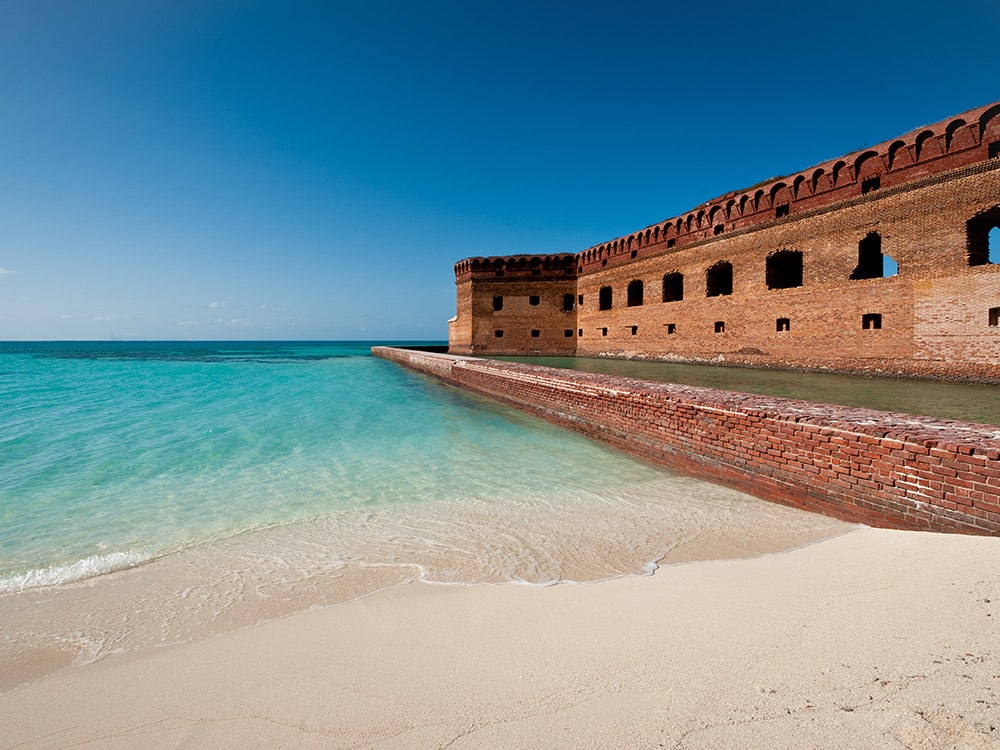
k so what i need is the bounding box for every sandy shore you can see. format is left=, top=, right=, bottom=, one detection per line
left=2, top=526, right=998, bottom=749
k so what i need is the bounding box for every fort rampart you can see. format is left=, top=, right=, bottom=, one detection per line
left=373, top=346, right=1000, bottom=535
left=449, top=101, right=1000, bottom=382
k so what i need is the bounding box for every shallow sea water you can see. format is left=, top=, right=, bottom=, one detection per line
left=0, top=341, right=849, bottom=686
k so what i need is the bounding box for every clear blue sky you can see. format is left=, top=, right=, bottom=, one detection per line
left=1, top=0, right=997, bottom=340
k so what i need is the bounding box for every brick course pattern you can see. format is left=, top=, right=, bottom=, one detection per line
left=448, top=101, right=1000, bottom=383
left=373, top=347, right=1000, bottom=536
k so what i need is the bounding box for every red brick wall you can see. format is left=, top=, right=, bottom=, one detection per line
left=448, top=101, right=1000, bottom=382
left=373, top=347, right=1000, bottom=536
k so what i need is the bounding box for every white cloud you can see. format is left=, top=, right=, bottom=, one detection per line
left=0, top=267, right=14, bottom=275
left=258, top=303, right=288, bottom=312
left=208, top=301, right=224, bottom=309
left=58, top=314, right=73, bottom=320
left=213, top=317, right=251, bottom=328
left=94, top=315, right=116, bottom=321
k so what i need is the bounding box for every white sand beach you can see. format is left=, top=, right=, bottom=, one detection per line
left=2, top=525, right=998, bottom=749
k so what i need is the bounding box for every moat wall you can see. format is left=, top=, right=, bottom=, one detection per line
left=373, top=346, right=1000, bottom=535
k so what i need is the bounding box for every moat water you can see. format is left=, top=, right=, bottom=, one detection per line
left=497, top=355, right=1000, bottom=426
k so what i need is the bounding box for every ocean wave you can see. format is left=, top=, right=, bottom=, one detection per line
left=0, top=551, right=151, bottom=594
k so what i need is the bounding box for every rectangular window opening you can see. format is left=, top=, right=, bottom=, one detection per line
left=714, top=321, right=725, bottom=334
left=775, top=204, right=789, bottom=219
left=492, top=295, right=503, bottom=312
left=564, top=329, right=574, bottom=337
left=529, top=295, right=540, bottom=306
left=494, top=330, right=503, bottom=338
left=862, top=313, right=882, bottom=330
left=861, top=176, right=881, bottom=195
left=776, top=317, right=790, bottom=332
left=989, top=141, right=1000, bottom=159
left=578, top=294, right=584, bottom=305
left=666, top=323, right=676, bottom=334
left=601, top=327, right=608, bottom=337
left=578, top=328, right=583, bottom=336
left=631, top=250, right=637, bottom=259
left=667, top=239, right=676, bottom=248
left=562, top=293, right=575, bottom=312
left=530, top=329, right=540, bottom=338
left=713, top=224, right=724, bottom=235
left=989, top=307, right=1000, bottom=327
left=598, top=286, right=612, bottom=310
left=630, top=325, right=638, bottom=336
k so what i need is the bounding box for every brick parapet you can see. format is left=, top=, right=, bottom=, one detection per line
left=373, top=346, right=1000, bottom=535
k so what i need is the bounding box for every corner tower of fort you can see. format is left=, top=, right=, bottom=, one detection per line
left=448, top=101, right=1000, bottom=382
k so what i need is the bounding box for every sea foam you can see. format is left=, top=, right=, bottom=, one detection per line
left=0, top=550, right=150, bottom=593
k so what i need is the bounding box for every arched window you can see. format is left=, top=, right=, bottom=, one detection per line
left=765, top=250, right=803, bottom=289
left=851, top=232, right=897, bottom=279
left=706, top=261, right=733, bottom=297
left=627, top=280, right=644, bottom=307
left=967, top=206, right=1000, bottom=266
left=662, top=272, right=683, bottom=302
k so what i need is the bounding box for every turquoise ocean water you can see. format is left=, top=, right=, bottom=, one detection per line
left=1, top=340, right=663, bottom=587
left=0, top=341, right=846, bottom=677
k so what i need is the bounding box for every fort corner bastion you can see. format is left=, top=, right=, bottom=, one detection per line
left=448, top=101, right=1000, bottom=383
left=377, top=102, right=1000, bottom=536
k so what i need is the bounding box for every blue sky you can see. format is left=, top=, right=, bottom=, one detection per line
left=1, top=0, right=997, bottom=341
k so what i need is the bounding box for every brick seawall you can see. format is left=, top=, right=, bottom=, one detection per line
left=373, top=346, right=1000, bottom=535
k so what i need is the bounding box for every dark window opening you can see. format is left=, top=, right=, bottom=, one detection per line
left=662, top=272, right=684, bottom=302
left=776, top=317, right=790, bottom=332
left=530, top=329, right=540, bottom=338
left=564, top=329, right=574, bottom=337
left=630, top=325, right=638, bottom=335
left=967, top=206, right=1000, bottom=265
left=492, top=295, right=503, bottom=311
left=775, top=204, right=789, bottom=219
left=601, top=327, right=608, bottom=336
left=578, top=294, right=584, bottom=305
left=563, top=293, right=575, bottom=312
left=531, top=269, right=540, bottom=276
left=529, top=295, right=540, bottom=306
left=578, top=328, right=584, bottom=336
left=714, top=224, right=724, bottom=235
left=494, top=330, right=503, bottom=338
left=989, top=308, right=1000, bottom=327
left=861, top=175, right=881, bottom=194
left=631, top=250, right=637, bottom=259
left=990, top=141, right=1000, bottom=159
left=666, top=323, right=676, bottom=334
left=601, top=259, right=607, bottom=267
left=627, top=279, right=644, bottom=307
left=862, top=313, right=882, bottom=330
left=667, top=239, right=676, bottom=248
left=851, top=232, right=892, bottom=279
left=766, top=250, right=803, bottom=289
left=495, top=270, right=504, bottom=277
left=599, top=286, right=613, bottom=310
left=714, top=321, right=725, bottom=333
left=706, top=261, right=733, bottom=297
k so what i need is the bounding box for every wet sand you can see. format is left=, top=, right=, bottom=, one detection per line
left=0, top=477, right=848, bottom=693
left=2, top=526, right=998, bottom=749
